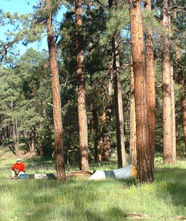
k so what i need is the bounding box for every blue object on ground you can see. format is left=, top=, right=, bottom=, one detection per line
left=18, top=173, right=27, bottom=179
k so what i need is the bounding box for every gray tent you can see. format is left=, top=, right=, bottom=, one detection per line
left=89, top=164, right=137, bottom=180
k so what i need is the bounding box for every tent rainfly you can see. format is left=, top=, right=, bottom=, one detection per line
left=89, top=164, right=137, bottom=180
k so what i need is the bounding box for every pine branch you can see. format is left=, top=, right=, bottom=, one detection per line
left=0, top=38, right=20, bottom=62
left=95, top=0, right=109, bottom=9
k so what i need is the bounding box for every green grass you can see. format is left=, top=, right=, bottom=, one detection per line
left=1, top=147, right=186, bottom=221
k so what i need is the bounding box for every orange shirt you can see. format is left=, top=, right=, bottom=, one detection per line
left=12, top=162, right=25, bottom=173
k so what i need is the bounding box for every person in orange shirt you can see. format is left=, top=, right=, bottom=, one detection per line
left=11, top=159, right=26, bottom=178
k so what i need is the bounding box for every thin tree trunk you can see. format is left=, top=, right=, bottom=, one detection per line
left=145, top=0, right=156, bottom=168
left=113, top=35, right=126, bottom=168
left=100, top=80, right=111, bottom=161
left=169, top=11, right=176, bottom=163
left=179, top=73, right=186, bottom=156
left=92, top=107, right=102, bottom=162
left=162, top=0, right=174, bottom=164
left=129, top=0, right=153, bottom=182
left=11, top=101, right=19, bottom=155
left=109, top=0, right=126, bottom=168
left=29, top=132, right=35, bottom=153
left=170, top=65, right=176, bottom=163
left=75, top=0, right=89, bottom=171
left=39, top=122, right=43, bottom=157
left=12, top=118, right=19, bottom=156
left=129, top=57, right=137, bottom=167
left=108, top=61, right=113, bottom=98
left=100, top=84, right=110, bottom=161
left=101, top=58, right=113, bottom=162
left=101, top=110, right=109, bottom=161
left=46, top=0, right=66, bottom=180
left=89, top=40, right=101, bottom=163
left=176, top=48, right=186, bottom=156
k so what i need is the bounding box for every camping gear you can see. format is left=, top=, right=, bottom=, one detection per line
left=16, top=173, right=56, bottom=180
left=13, top=171, right=92, bottom=180
left=89, top=164, right=137, bottom=180
left=18, top=173, right=27, bottom=179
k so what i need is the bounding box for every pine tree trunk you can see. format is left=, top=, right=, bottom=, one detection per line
left=46, top=0, right=66, bottom=180
left=145, top=0, right=156, bottom=168
left=113, top=35, right=126, bottom=168
left=29, top=132, right=35, bottom=153
left=129, top=0, right=153, bottom=182
left=109, top=0, right=126, bottom=168
left=12, top=118, right=19, bottom=156
left=178, top=65, right=186, bottom=156
left=39, top=122, right=43, bottom=157
left=101, top=110, right=109, bottom=161
left=95, top=138, right=101, bottom=163
left=92, top=107, right=102, bottom=162
left=100, top=87, right=110, bottom=161
left=169, top=11, right=176, bottom=163
left=162, top=0, right=174, bottom=164
left=75, top=0, right=89, bottom=171
left=108, top=61, right=113, bottom=97
left=170, top=65, right=176, bottom=163
left=180, top=79, right=186, bottom=156
left=11, top=101, right=19, bottom=155
left=129, top=57, right=137, bottom=167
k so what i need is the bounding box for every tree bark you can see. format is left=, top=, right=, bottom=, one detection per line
left=176, top=48, right=186, bottom=156
left=101, top=109, right=110, bottom=161
left=29, top=132, right=35, bottom=153
left=169, top=10, right=176, bottom=163
left=109, top=0, right=126, bottom=168
left=129, top=0, right=153, bottom=182
left=145, top=0, right=156, bottom=168
left=179, top=72, right=186, bottom=156
left=170, top=65, right=176, bottom=163
left=12, top=118, right=19, bottom=156
left=46, top=0, right=66, bottom=180
left=11, top=101, right=19, bottom=155
left=129, top=57, right=137, bottom=167
left=92, top=107, right=102, bottom=162
left=113, top=35, right=126, bottom=168
left=39, top=122, right=43, bottom=157
left=75, top=0, right=89, bottom=171
left=161, top=0, right=174, bottom=164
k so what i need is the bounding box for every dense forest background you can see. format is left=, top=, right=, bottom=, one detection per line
left=0, top=0, right=186, bottom=182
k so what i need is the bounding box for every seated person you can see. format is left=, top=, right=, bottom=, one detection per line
left=11, top=159, right=26, bottom=178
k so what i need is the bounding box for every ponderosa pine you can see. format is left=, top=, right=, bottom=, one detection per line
left=45, top=0, right=66, bottom=180
left=129, top=57, right=137, bottom=167
left=129, top=0, right=153, bottom=182
left=109, top=0, right=126, bottom=168
left=92, top=107, right=102, bottom=162
left=75, top=0, right=89, bottom=171
left=161, top=0, right=174, bottom=164
left=176, top=48, right=186, bottom=156
left=145, top=0, right=156, bottom=169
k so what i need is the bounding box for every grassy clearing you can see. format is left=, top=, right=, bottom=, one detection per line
left=1, top=147, right=186, bottom=221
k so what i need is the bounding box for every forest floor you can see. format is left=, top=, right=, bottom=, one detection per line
left=1, top=146, right=186, bottom=221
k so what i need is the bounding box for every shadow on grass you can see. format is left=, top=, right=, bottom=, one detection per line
left=155, top=167, right=186, bottom=208
left=85, top=207, right=124, bottom=221
left=1, top=155, right=186, bottom=221
left=16, top=180, right=101, bottom=221
left=0, top=175, right=137, bottom=221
